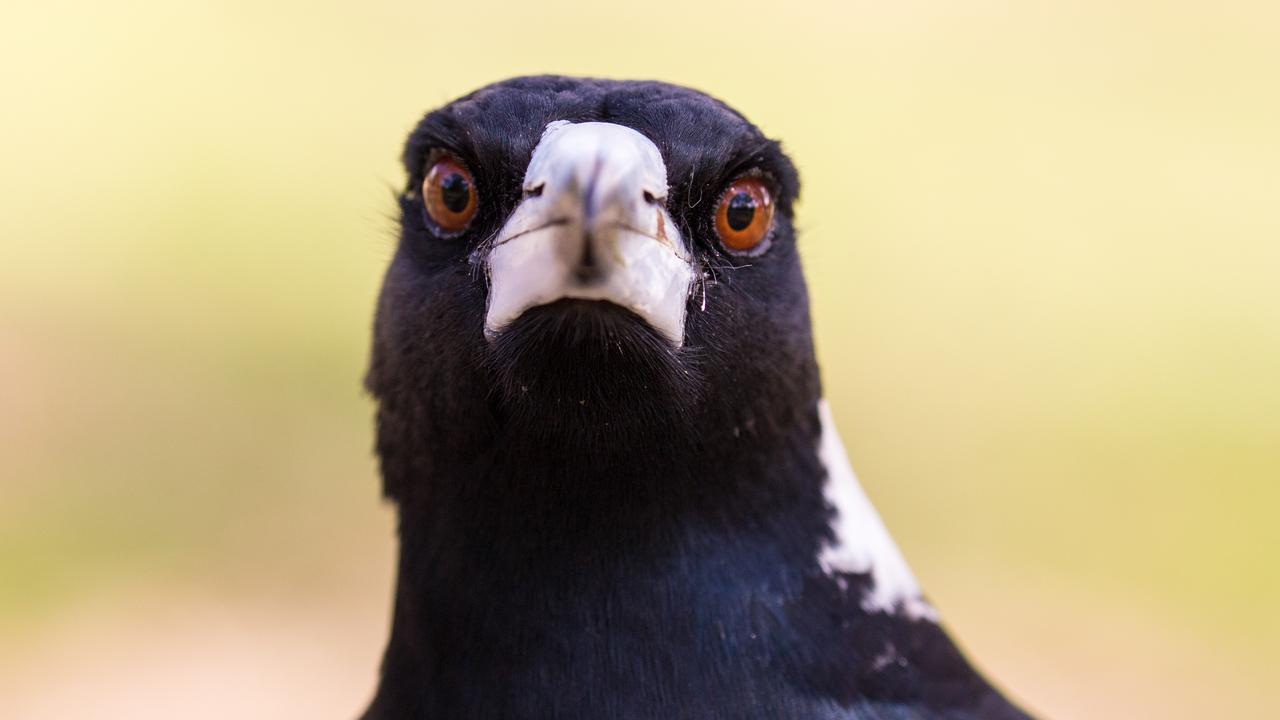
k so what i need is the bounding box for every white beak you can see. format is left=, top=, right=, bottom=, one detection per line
left=484, top=121, right=695, bottom=347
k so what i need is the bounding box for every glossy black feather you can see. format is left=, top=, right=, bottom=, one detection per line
left=362, top=76, right=1032, bottom=720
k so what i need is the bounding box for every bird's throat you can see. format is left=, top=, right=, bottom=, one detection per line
left=365, top=404, right=839, bottom=718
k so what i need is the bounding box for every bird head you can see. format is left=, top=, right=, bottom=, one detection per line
left=367, top=77, right=817, bottom=487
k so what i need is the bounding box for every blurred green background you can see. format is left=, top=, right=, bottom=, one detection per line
left=2, top=1, right=1277, bottom=717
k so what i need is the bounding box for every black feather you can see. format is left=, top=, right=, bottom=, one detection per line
left=362, top=76, right=1031, bottom=720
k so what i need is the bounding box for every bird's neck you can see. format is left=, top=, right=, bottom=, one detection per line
left=368, top=401, right=841, bottom=714
left=362, top=398, right=1014, bottom=720
left=386, top=397, right=833, bottom=594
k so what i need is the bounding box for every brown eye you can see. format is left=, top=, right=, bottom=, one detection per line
left=423, top=155, right=477, bottom=234
left=714, top=177, right=774, bottom=253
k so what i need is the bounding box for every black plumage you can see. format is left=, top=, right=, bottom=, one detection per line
left=362, top=76, right=1032, bottom=720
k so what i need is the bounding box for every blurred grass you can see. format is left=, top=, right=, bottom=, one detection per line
left=1, top=1, right=1278, bottom=718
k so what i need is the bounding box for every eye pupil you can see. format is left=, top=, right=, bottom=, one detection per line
left=440, top=173, right=471, bottom=213
left=726, top=192, right=756, bottom=231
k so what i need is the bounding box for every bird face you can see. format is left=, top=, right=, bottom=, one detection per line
left=368, top=77, right=816, bottom=464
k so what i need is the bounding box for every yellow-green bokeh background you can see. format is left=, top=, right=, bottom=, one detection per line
left=2, top=1, right=1277, bottom=717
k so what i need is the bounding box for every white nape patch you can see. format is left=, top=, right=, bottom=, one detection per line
left=484, top=121, right=694, bottom=346
left=816, top=400, right=938, bottom=621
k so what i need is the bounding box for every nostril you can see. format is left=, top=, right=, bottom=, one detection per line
left=642, top=190, right=661, bottom=205
left=525, top=183, right=545, bottom=198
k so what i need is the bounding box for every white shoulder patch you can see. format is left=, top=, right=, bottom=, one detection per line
left=816, top=400, right=938, bottom=621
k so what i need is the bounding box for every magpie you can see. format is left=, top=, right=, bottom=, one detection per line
left=362, top=76, right=1033, bottom=720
